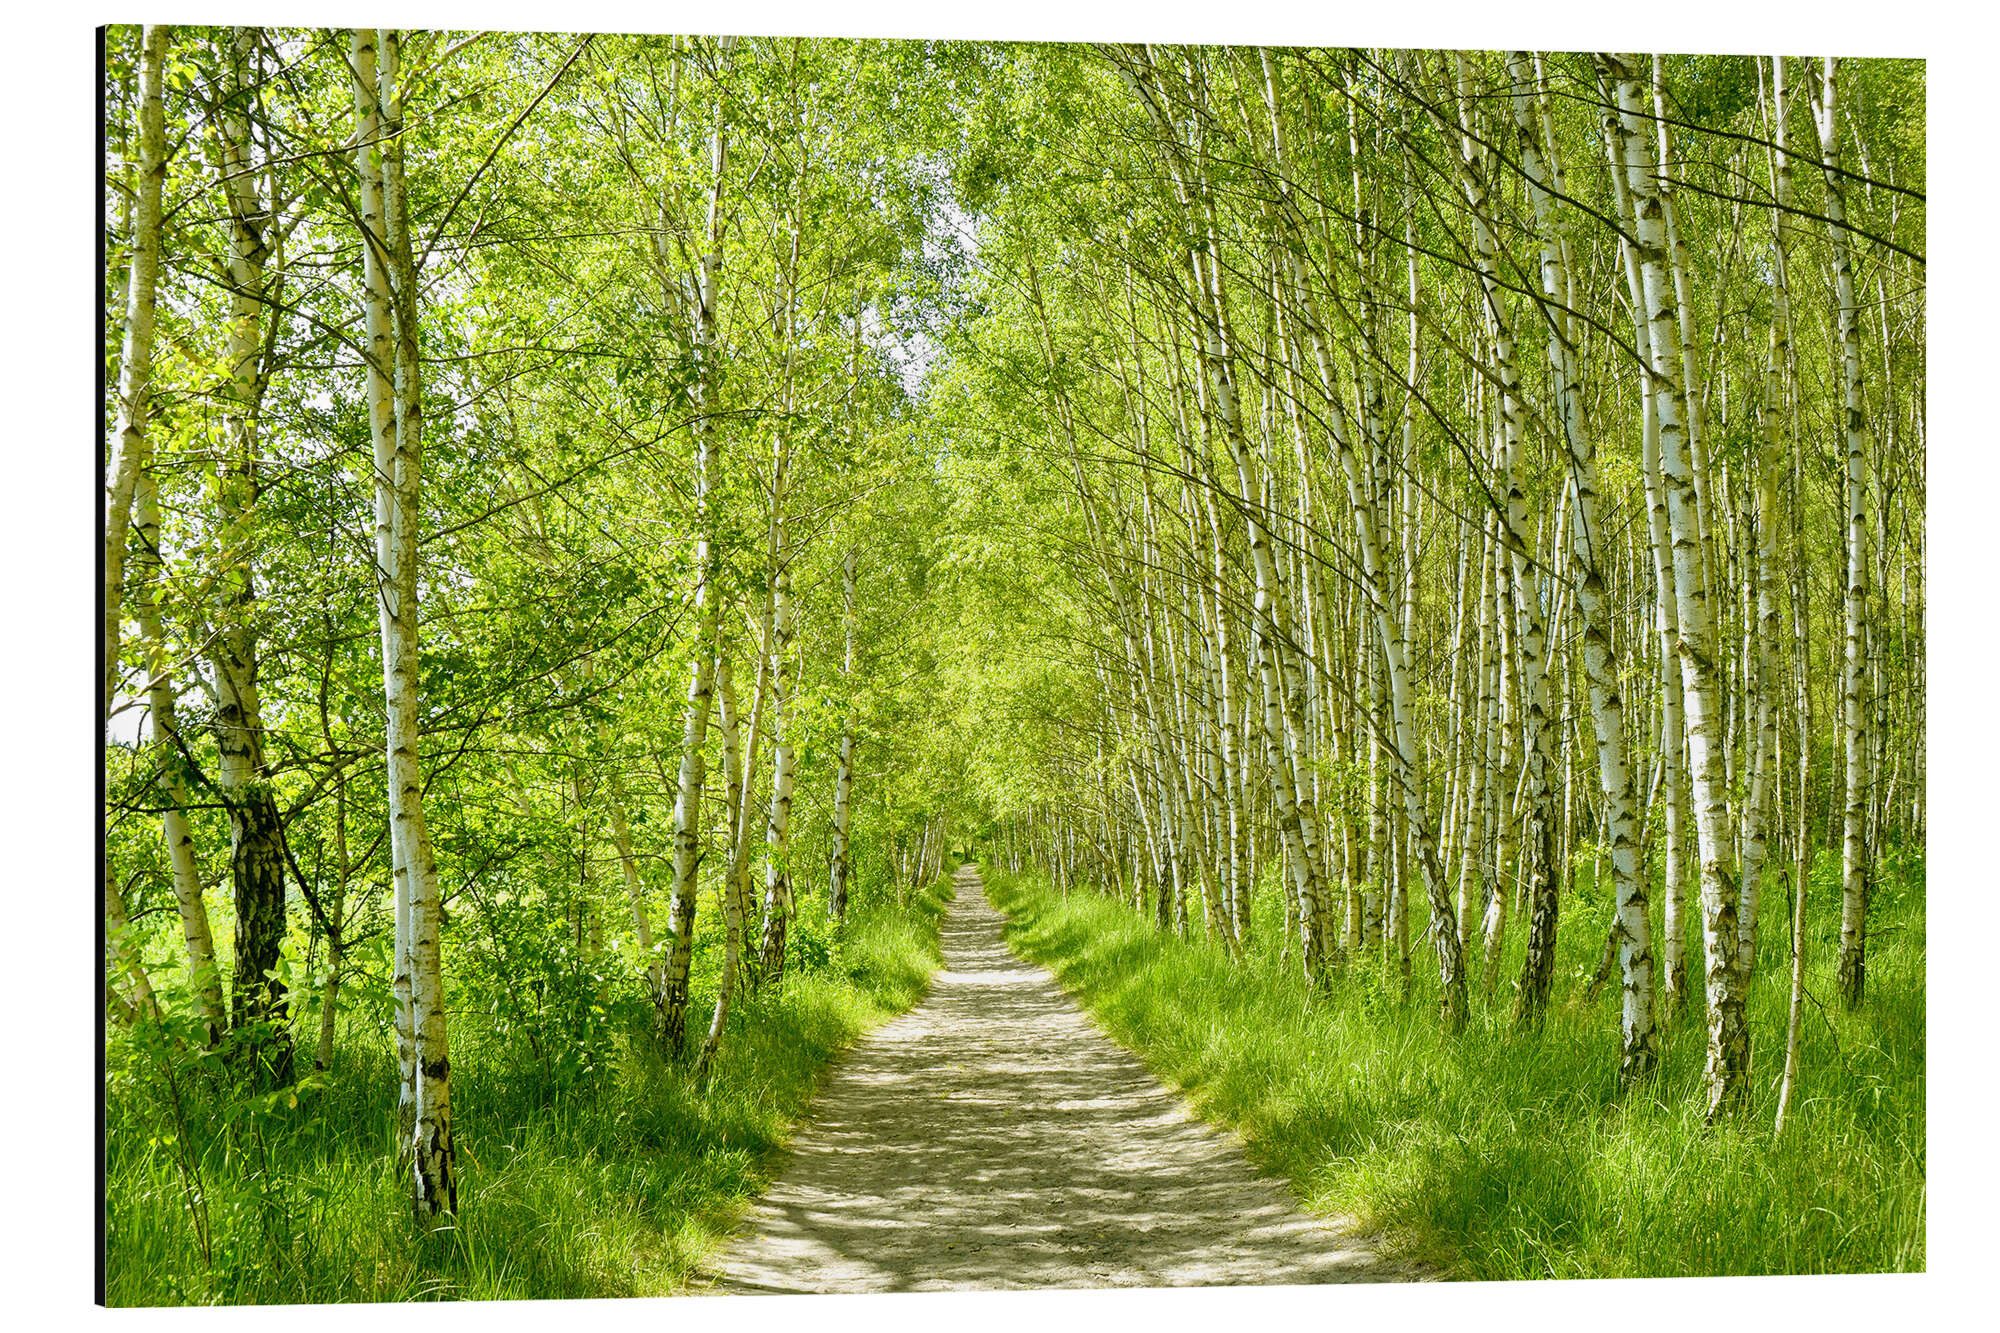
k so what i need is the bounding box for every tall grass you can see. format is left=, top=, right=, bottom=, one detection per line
left=104, top=876, right=954, bottom=1306
left=987, top=856, right=1924, bottom=1279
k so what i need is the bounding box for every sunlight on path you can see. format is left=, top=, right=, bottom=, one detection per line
left=705, top=866, right=1425, bottom=1293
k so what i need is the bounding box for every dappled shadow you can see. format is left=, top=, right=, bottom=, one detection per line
left=703, top=867, right=1426, bottom=1293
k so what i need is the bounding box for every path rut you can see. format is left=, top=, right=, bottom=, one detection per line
left=705, top=866, right=1422, bottom=1293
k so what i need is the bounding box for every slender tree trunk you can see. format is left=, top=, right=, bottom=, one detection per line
left=661, top=37, right=736, bottom=1051
left=1451, top=55, right=1561, bottom=1029
left=696, top=653, right=748, bottom=1084
left=829, top=547, right=859, bottom=921
left=1458, top=520, right=1495, bottom=956
left=132, top=469, right=228, bottom=1042
left=1510, top=51, right=1655, bottom=1076
left=1816, top=57, right=1874, bottom=1011
left=355, top=27, right=454, bottom=1215
left=1124, top=49, right=1335, bottom=980
left=353, top=28, right=415, bottom=1144
left=209, top=26, right=291, bottom=1085
left=102, top=24, right=173, bottom=1032
left=105, top=23, right=170, bottom=723
left=1603, top=56, right=1748, bottom=1120
left=104, top=869, right=159, bottom=1023
left=1772, top=57, right=1818, bottom=1133
left=758, top=530, right=800, bottom=984
left=1257, top=47, right=1465, bottom=1028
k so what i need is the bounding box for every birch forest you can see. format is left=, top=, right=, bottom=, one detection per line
left=101, top=23, right=1925, bottom=1303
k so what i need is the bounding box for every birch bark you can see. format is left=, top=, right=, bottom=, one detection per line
left=1450, top=54, right=1561, bottom=1029
left=208, top=25, right=291, bottom=1083
left=102, top=25, right=173, bottom=1027
left=1603, top=105, right=1691, bottom=1015
left=661, top=36, right=736, bottom=1050
left=134, top=469, right=227, bottom=1041
left=1258, top=48, right=1467, bottom=1029
left=105, top=24, right=170, bottom=724
left=1815, top=57, right=1874, bottom=1010
left=828, top=547, right=859, bottom=921
left=1509, top=50, right=1655, bottom=1076
left=1603, top=56, right=1749, bottom=1118
left=757, top=528, right=800, bottom=982
left=695, top=653, right=748, bottom=1083
left=354, top=27, right=455, bottom=1213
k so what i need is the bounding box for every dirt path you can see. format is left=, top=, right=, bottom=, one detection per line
left=705, top=866, right=1423, bottom=1293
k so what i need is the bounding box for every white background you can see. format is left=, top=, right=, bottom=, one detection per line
left=15, top=1, right=1984, bottom=1326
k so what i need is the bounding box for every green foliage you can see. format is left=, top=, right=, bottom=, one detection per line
left=987, top=865, right=1924, bottom=1278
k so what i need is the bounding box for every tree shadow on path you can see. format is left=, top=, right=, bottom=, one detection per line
left=705, top=866, right=1430, bottom=1293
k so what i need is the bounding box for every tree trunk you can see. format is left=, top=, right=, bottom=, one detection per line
left=209, top=26, right=291, bottom=1085
left=661, top=36, right=736, bottom=1051
left=1816, top=57, right=1873, bottom=1011
left=355, top=27, right=454, bottom=1216
left=1257, top=47, right=1465, bottom=1028
left=132, top=469, right=228, bottom=1042
left=757, top=531, right=800, bottom=984
left=1450, top=54, right=1561, bottom=1030
left=696, top=652, right=750, bottom=1083
left=1509, top=51, right=1655, bottom=1077
left=102, top=25, right=172, bottom=1031
left=829, top=547, right=859, bottom=921
left=105, top=23, right=170, bottom=723
left=1603, top=56, right=1748, bottom=1120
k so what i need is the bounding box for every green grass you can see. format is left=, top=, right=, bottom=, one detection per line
left=104, top=875, right=955, bottom=1306
left=986, top=857, right=1924, bottom=1280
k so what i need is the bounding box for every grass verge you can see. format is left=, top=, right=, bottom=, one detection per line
left=986, top=863, right=1923, bottom=1280
left=104, top=874, right=955, bottom=1305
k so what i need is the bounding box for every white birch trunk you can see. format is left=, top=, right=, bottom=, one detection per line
left=105, top=24, right=170, bottom=723
left=133, top=470, right=228, bottom=1042
left=1603, top=56, right=1749, bottom=1119
left=355, top=28, right=455, bottom=1214
left=758, top=530, right=800, bottom=982
left=696, top=652, right=748, bottom=1083
left=661, top=36, right=736, bottom=1050
left=1510, top=51, right=1656, bottom=1076
left=1452, top=54, right=1561, bottom=1027
left=828, top=547, right=859, bottom=921
left=209, top=25, right=291, bottom=1082
left=1816, top=57, right=1874, bottom=1010
left=1604, top=108, right=1692, bottom=1016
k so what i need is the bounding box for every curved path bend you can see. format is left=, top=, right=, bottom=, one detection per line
left=706, top=865, right=1425, bottom=1293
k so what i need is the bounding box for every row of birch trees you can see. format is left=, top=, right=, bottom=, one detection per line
left=103, top=25, right=962, bottom=1221
left=941, top=44, right=1922, bottom=1123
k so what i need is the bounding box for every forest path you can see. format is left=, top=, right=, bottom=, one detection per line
left=704, top=865, right=1423, bottom=1293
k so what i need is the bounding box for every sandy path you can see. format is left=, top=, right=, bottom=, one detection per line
left=705, top=866, right=1423, bottom=1293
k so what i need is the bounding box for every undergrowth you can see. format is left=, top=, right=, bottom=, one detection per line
left=103, top=874, right=955, bottom=1305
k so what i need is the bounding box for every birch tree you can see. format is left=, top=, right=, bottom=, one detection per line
left=660, top=35, right=737, bottom=1053
left=1601, top=54, right=1749, bottom=1119
left=354, top=26, right=455, bottom=1215
left=1813, top=56, right=1875, bottom=1011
